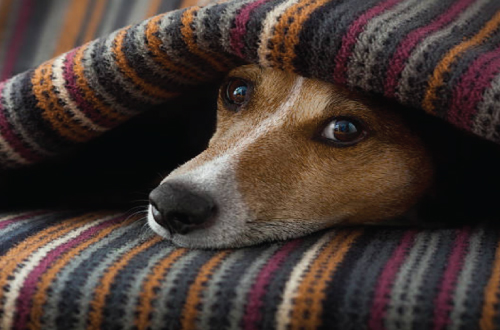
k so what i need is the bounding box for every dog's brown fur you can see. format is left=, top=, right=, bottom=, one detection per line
left=171, top=65, right=434, bottom=228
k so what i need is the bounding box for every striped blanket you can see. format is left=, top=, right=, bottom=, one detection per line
left=1, top=211, right=499, bottom=330
left=2, top=0, right=500, bottom=329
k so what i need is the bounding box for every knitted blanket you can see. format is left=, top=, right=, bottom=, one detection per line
left=1, top=210, right=498, bottom=330
left=1, top=0, right=500, bottom=168
left=2, top=1, right=500, bottom=330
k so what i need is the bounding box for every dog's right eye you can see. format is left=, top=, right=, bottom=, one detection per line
left=222, top=78, right=251, bottom=110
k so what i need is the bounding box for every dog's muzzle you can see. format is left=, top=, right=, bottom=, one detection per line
left=149, top=183, right=217, bottom=235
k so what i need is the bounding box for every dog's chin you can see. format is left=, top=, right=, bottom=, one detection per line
left=146, top=205, right=331, bottom=249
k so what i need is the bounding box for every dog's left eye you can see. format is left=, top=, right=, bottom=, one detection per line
left=321, top=118, right=366, bottom=146
left=223, top=78, right=251, bottom=110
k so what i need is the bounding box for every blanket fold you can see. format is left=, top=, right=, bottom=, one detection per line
left=1, top=0, right=500, bottom=170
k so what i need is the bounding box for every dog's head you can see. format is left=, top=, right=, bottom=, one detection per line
left=147, top=65, right=434, bottom=248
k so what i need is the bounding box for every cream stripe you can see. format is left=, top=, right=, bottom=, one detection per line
left=386, top=232, right=440, bottom=330
left=0, top=215, right=112, bottom=330
left=51, top=55, right=107, bottom=132
left=276, top=231, right=336, bottom=330
left=257, top=0, right=301, bottom=67
left=0, top=132, right=30, bottom=166
left=73, top=223, right=154, bottom=330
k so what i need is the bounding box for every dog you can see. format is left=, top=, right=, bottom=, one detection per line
left=146, top=64, right=444, bottom=249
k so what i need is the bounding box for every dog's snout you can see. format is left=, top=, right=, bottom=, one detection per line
left=149, top=183, right=216, bottom=235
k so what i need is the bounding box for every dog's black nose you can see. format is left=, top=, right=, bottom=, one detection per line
left=149, top=183, right=216, bottom=235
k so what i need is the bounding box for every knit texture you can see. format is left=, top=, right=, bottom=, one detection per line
left=1, top=210, right=500, bottom=330
left=1, top=0, right=500, bottom=169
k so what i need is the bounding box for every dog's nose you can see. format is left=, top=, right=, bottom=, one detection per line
left=149, top=183, right=216, bottom=235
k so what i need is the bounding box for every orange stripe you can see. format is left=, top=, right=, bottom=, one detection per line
left=270, top=0, right=312, bottom=69
left=281, top=0, right=330, bottom=71
left=86, top=235, right=163, bottom=330
left=480, top=239, right=500, bottom=330
left=0, top=213, right=105, bottom=311
left=136, top=248, right=188, bottom=330
left=145, top=14, right=207, bottom=82
left=72, top=43, right=129, bottom=124
left=52, top=0, right=92, bottom=57
left=27, top=216, right=138, bottom=330
left=180, top=0, right=201, bottom=8
left=113, top=28, right=178, bottom=100
left=181, top=251, right=230, bottom=330
left=180, top=6, right=231, bottom=73
left=145, top=0, right=163, bottom=18
left=0, top=0, right=14, bottom=46
left=423, top=10, right=500, bottom=114
left=289, top=230, right=362, bottom=330
left=81, top=0, right=107, bottom=43
left=32, top=59, right=94, bottom=142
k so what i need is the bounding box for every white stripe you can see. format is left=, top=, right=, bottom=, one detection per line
left=258, top=0, right=301, bottom=67
left=51, top=55, right=108, bottom=132
left=275, top=231, right=336, bottom=330
left=0, top=215, right=112, bottom=330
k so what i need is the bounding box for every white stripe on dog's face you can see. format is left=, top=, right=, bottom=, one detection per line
left=147, top=76, right=311, bottom=248
left=148, top=65, right=434, bottom=248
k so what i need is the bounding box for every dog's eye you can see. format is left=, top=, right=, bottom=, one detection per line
left=321, top=118, right=366, bottom=145
left=223, top=78, right=251, bottom=109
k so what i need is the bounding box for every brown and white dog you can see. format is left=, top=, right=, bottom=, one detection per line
left=147, top=64, right=436, bottom=248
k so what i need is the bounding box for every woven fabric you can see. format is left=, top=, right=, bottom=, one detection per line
left=0, top=211, right=499, bottom=330
left=1, top=0, right=500, bottom=169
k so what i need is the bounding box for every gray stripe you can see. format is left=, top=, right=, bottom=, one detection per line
left=41, top=220, right=146, bottom=329
left=3, top=74, right=53, bottom=156
left=149, top=250, right=203, bottom=330
left=396, top=0, right=493, bottom=108
left=82, top=39, right=138, bottom=116
left=411, top=230, right=456, bottom=330
left=120, top=245, right=176, bottom=330
left=219, top=0, right=255, bottom=54
left=473, top=69, right=500, bottom=143
left=157, top=8, right=217, bottom=81
left=448, top=228, right=485, bottom=330
left=339, top=231, right=401, bottom=330
left=102, top=29, right=163, bottom=104
left=385, top=232, right=438, bottom=330
left=228, top=245, right=282, bottom=330
left=30, top=0, right=72, bottom=67
left=347, top=0, right=435, bottom=91
left=197, top=249, right=247, bottom=330
left=72, top=224, right=156, bottom=330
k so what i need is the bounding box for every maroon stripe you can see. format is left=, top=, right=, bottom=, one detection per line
left=13, top=214, right=127, bottom=330
left=0, top=0, right=34, bottom=80
left=432, top=228, right=472, bottom=330
left=243, top=239, right=302, bottom=330
left=368, top=230, right=418, bottom=330
left=230, top=0, right=270, bottom=58
left=384, top=0, right=474, bottom=98
left=0, top=211, right=48, bottom=230
left=63, top=48, right=115, bottom=128
left=0, top=81, right=41, bottom=163
left=447, top=45, right=500, bottom=130
left=333, top=0, right=402, bottom=85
